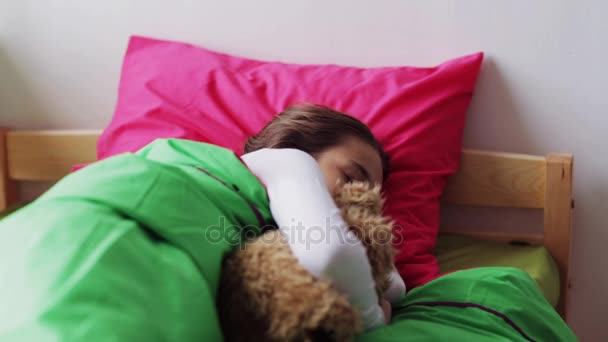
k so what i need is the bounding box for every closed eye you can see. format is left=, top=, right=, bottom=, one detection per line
left=343, top=172, right=354, bottom=183
left=350, top=160, right=369, bottom=182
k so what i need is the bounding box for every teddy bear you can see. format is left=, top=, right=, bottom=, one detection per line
left=217, top=181, right=396, bottom=341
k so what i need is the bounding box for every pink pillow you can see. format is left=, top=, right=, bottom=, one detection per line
left=99, top=36, right=483, bottom=288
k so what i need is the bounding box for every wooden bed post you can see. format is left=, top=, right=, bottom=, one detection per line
left=0, top=129, right=18, bottom=211
left=544, top=154, right=573, bottom=320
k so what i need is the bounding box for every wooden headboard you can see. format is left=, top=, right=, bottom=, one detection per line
left=0, top=129, right=573, bottom=320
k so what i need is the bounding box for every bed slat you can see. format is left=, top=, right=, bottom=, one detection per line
left=544, top=154, right=573, bottom=319
left=442, top=149, right=547, bottom=208
left=6, top=130, right=99, bottom=181
left=0, top=129, right=18, bottom=210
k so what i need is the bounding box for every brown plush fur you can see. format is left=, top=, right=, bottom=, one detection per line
left=333, top=182, right=396, bottom=296
left=217, top=182, right=396, bottom=341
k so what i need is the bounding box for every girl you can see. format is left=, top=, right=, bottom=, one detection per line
left=241, top=104, right=405, bottom=329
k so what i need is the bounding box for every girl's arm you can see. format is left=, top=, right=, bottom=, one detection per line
left=242, top=148, right=387, bottom=329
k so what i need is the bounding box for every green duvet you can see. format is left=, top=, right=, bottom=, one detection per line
left=0, top=139, right=273, bottom=341
left=358, top=267, right=576, bottom=341
left=0, top=139, right=576, bottom=341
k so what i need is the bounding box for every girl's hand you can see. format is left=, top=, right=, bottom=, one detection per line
left=380, top=298, right=392, bottom=324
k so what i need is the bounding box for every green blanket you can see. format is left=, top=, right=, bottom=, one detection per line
left=0, top=139, right=576, bottom=341
left=358, top=267, right=577, bottom=341
left=0, top=139, right=272, bottom=341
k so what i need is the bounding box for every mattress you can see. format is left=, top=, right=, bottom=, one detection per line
left=435, top=233, right=560, bottom=307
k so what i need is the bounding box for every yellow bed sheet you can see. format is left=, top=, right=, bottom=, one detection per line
left=435, top=233, right=560, bottom=307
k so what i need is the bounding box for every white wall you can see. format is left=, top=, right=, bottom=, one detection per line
left=1, top=0, right=606, bottom=339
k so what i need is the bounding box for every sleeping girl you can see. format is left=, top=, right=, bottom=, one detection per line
left=0, top=104, right=404, bottom=340
left=241, top=104, right=406, bottom=329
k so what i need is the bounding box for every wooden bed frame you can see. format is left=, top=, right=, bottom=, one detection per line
left=0, top=129, right=574, bottom=321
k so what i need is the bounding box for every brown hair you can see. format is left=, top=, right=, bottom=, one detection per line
left=244, top=104, right=390, bottom=180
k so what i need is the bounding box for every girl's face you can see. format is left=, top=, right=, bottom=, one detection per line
left=315, top=136, right=384, bottom=194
